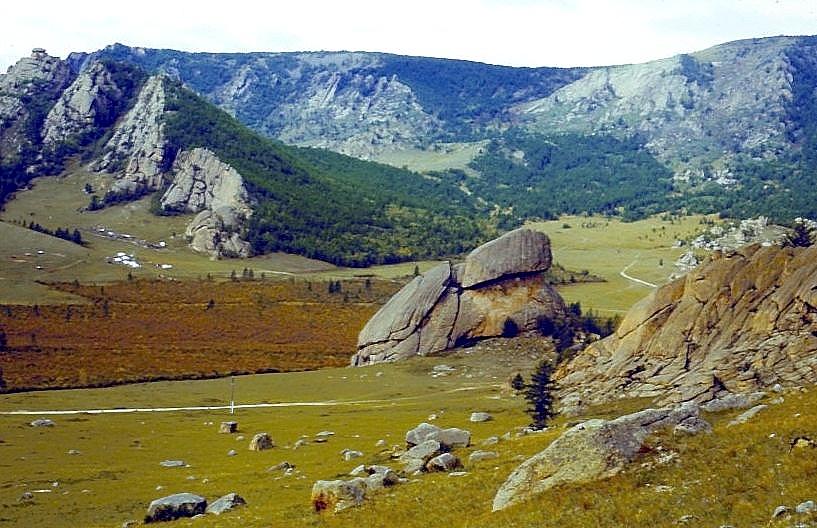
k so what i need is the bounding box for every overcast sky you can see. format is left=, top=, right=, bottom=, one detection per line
left=3, top=0, right=817, bottom=72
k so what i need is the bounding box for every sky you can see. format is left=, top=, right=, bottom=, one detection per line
left=3, top=0, right=817, bottom=72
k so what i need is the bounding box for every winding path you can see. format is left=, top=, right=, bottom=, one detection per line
left=620, top=259, right=658, bottom=288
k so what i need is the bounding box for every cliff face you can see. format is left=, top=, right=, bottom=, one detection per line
left=353, top=228, right=566, bottom=365
left=556, top=244, right=817, bottom=410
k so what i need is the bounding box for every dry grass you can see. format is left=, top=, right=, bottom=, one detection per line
left=0, top=279, right=401, bottom=391
left=0, top=350, right=813, bottom=528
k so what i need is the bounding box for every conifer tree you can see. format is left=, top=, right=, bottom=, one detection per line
left=525, top=360, right=556, bottom=430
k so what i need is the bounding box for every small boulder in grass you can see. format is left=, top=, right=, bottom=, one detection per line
left=205, top=493, right=246, bottom=515
left=144, top=493, right=206, bottom=523
left=470, top=412, right=492, bottom=423
left=249, top=432, right=274, bottom=451
left=219, top=421, right=238, bottom=434
left=30, top=418, right=55, bottom=427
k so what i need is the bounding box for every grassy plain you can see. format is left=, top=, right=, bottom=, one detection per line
left=529, top=215, right=713, bottom=315
left=0, top=348, right=813, bottom=528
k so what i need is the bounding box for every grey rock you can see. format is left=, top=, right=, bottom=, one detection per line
left=268, top=461, right=295, bottom=472
left=95, top=75, right=167, bottom=195
left=144, top=493, right=206, bottom=523
left=249, top=432, right=274, bottom=451
left=403, top=440, right=442, bottom=462
left=468, top=450, right=499, bottom=463
left=702, top=393, right=767, bottom=413
left=30, top=418, right=55, bottom=427
left=205, top=493, right=246, bottom=515
left=772, top=505, right=790, bottom=518
left=19, top=491, right=34, bottom=503
left=673, top=416, right=712, bottom=436
left=435, top=428, right=471, bottom=449
left=342, top=450, right=363, bottom=461
left=459, top=228, right=552, bottom=288
left=226, top=450, right=237, bottom=457
left=67, top=449, right=81, bottom=455
left=470, top=412, right=493, bottom=423
left=219, top=421, right=238, bottom=434
left=42, top=61, right=125, bottom=145
left=796, top=500, right=816, bottom=514
left=402, top=458, right=425, bottom=474
left=492, top=404, right=699, bottom=511
left=159, top=460, right=185, bottom=468
left=728, top=404, right=768, bottom=426
left=481, top=436, right=500, bottom=446
left=406, top=423, right=442, bottom=446
left=426, top=453, right=462, bottom=472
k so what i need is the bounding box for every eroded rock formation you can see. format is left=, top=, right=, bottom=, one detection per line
left=352, top=228, right=566, bottom=365
left=42, top=61, right=127, bottom=145
left=557, top=244, right=817, bottom=410
left=93, top=75, right=168, bottom=195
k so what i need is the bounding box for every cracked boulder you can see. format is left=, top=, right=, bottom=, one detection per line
left=352, top=228, right=565, bottom=365
left=556, top=244, right=817, bottom=409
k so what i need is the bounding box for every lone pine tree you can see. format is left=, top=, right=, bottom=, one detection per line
left=525, top=360, right=557, bottom=430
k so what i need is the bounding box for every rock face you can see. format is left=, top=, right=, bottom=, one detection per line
left=94, top=75, right=167, bottom=196
left=557, top=244, right=817, bottom=409
left=0, top=49, right=73, bottom=160
left=163, top=148, right=253, bottom=258
left=352, top=228, right=565, bottom=365
left=42, top=61, right=128, bottom=145
left=492, top=404, right=704, bottom=511
left=144, top=493, right=206, bottom=523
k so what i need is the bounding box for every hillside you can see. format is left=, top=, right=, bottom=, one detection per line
left=66, top=37, right=817, bottom=224
left=0, top=50, right=491, bottom=266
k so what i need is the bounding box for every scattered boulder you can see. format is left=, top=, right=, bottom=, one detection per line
left=426, top=453, right=462, bottom=472
left=470, top=412, right=493, bottom=423
left=219, top=422, right=238, bottom=434
left=772, top=505, right=790, bottom=518
left=727, top=404, right=768, bottom=426
left=481, top=436, right=500, bottom=446
left=796, top=500, right=816, bottom=514
left=436, top=428, right=471, bottom=449
left=205, top=493, right=246, bottom=515
left=492, top=404, right=700, bottom=511
left=468, top=450, right=499, bottom=464
left=311, top=479, right=367, bottom=513
left=19, top=491, right=34, bottom=503
left=406, top=423, right=442, bottom=446
left=403, top=440, right=442, bottom=463
left=226, top=450, right=237, bottom=457
left=342, top=449, right=363, bottom=461
left=30, top=418, right=55, bottom=427
left=144, top=493, right=206, bottom=523
left=249, top=433, right=274, bottom=451
left=159, top=460, right=185, bottom=468
left=269, top=461, right=295, bottom=472
left=353, top=228, right=565, bottom=365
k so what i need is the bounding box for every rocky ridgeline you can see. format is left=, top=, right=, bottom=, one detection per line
left=88, top=75, right=253, bottom=258
left=557, top=243, right=817, bottom=411
left=352, top=228, right=566, bottom=365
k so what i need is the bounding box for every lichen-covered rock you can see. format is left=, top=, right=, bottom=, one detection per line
left=353, top=228, right=564, bottom=365
left=144, top=493, right=206, bottom=523
left=311, top=478, right=367, bottom=512
left=426, top=452, right=462, bottom=472
left=557, top=244, right=817, bottom=409
left=492, top=404, right=700, bottom=511
left=249, top=432, right=274, bottom=451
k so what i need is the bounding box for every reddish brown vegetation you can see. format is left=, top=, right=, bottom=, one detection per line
left=0, top=278, right=401, bottom=391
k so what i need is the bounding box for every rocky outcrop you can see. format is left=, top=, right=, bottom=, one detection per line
left=492, top=404, right=705, bottom=511
left=94, top=75, right=167, bottom=195
left=0, top=49, right=73, bottom=159
left=41, top=61, right=128, bottom=145
left=352, top=228, right=566, bottom=365
left=557, top=244, right=817, bottom=410
left=161, top=148, right=253, bottom=258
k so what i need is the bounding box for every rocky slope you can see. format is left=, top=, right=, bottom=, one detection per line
left=352, top=228, right=566, bottom=365
left=556, top=243, right=817, bottom=410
